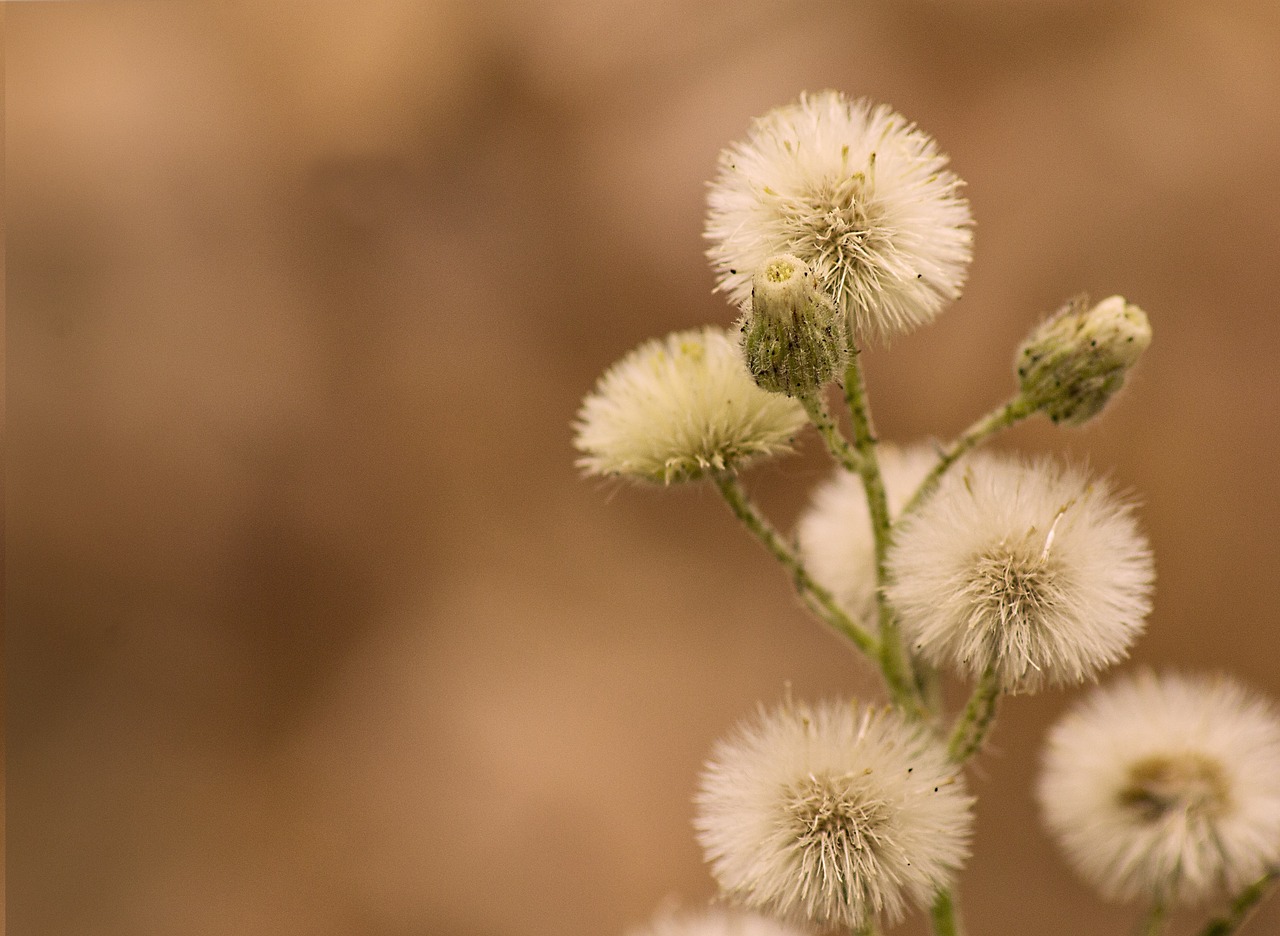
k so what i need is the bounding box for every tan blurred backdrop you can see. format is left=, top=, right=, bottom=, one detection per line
left=8, top=2, right=1280, bottom=935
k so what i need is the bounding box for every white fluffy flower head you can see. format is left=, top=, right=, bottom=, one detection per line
left=1038, top=671, right=1280, bottom=904
left=706, top=90, right=973, bottom=341
left=797, top=444, right=938, bottom=628
left=885, top=454, right=1154, bottom=692
left=694, top=698, right=973, bottom=929
left=574, top=326, right=807, bottom=484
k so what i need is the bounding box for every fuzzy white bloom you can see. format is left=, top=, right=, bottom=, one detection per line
left=694, top=698, right=973, bottom=929
left=796, top=444, right=938, bottom=628
left=706, top=90, right=973, bottom=341
left=1038, top=671, right=1280, bottom=904
left=574, top=327, right=808, bottom=484
left=626, top=909, right=810, bottom=936
left=885, top=454, right=1154, bottom=692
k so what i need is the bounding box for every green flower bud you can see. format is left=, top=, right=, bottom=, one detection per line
left=1016, top=295, right=1152, bottom=425
left=739, top=254, right=845, bottom=397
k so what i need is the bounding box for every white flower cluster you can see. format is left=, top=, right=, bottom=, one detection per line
left=1039, top=671, right=1280, bottom=905
left=694, top=699, right=973, bottom=929
left=886, top=454, right=1155, bottom=692
left=574, top=327, right=806, bottom=484
left=577, top=89, right=1278, bottom=936
left=706, top=90, right=972, bottom=341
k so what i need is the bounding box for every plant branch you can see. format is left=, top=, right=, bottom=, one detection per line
left=947, top=666, right=1003, bottom=763
left=712, top=472, right=877, bottom=657
left=930, top=888, right=964, bottom=936
left=800, top=391, right=861, bottom=474
left=902, top=395, right=1038, bottom=518
left=842, top=350, right=924, bottom=718
left=1135, top=894, right=1170, bottom=936
left=1196, top=867, right=1280, bottom=936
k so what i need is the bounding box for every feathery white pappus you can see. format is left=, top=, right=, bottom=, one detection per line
left=1038, top=671, right=1280, bottom=904
left=625, top=909, right=811, bottom=936
left=694, top=698, right=973, bottom=929
left=573, top=326, right=807, bottom=484
left=885, top=454, right=1154, bottom=692
left=796, top=444, right=938, bottom=630
left=705, top=90, right=973, bottom=341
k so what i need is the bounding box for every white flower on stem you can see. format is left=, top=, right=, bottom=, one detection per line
left=626, top=909, right=810, bottom=936
left=885, top=454, right=1154, bottom=692
left=705, top=90, right=973, bottom=341
left=694, top=698, right=973, bottom=930
left=796, top=444, right=938, bottom=628
left=574, top=326, right=807, bottom=484
left=1038, top=671, right=1280, bottom=904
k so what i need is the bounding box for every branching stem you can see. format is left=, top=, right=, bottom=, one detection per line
left=712, top=472, right=877, bottom=657
left=947, top=666, right=1002, bottom=763
left=800, top=391, right=861, bottom=474
left=930, top=888, right=964, bottom=936
left=903, top=395, right=1038, bottom=518
left=842, top=350, right=925, bottom=718
left=1196, top=867, right=1280, bottom=936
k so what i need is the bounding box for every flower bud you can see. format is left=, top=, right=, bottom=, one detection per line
left=1016, top=295, right=1151, bottom=425
left=739, top=254, right=845, bottom=397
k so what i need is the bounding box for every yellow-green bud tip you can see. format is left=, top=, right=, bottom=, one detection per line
left=1016, top=295, right=1152, bottom=425
left=741, top=254, right=845, bottom=397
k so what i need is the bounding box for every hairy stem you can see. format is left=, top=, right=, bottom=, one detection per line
left=947, top=666, right=1003, bottom=763
left=902, top=395, right=1038, bottom=518
left=1197, top=867, right=1280, bottom=936
left=800, top=391, right=861, bottom=474
left=842, top=351, right=924, bottom=718
left=712, top=472, right=876, bottom=656
left=930, top=888, right=964, bottom=936
left=1136, top=893, right=1170, bottom=936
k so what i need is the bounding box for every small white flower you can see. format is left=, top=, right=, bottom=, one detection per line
left=706, top=90, right=973, bottom=341
left=626, top=909, right=810, bottom=936
left=694, top=698, right=973, bottom=929
left=574, top=326, right=808, bottom=484
left=1038, top=671, right=1280, bottom=904
left=796, top=444, right=938, bottom=627
left=885, top=454, right=1154, bottom=692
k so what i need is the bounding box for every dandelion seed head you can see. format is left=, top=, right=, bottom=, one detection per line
left=695, top=699, right=973, bottom=929
left=885, top=454, right=1154, bottom=692
left=1038, top=671, right=1280, bottom=904
left=573, top=326, right=807, bottom=484
left=706, top=90, right=973, bottom=341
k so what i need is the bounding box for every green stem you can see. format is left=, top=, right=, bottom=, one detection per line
left=712, top=472, right=877, bottom=657
left=947, top=666, right=1003, bottom=763
left=930, top=888, right=963, bottom=936
left=902, top=395, right=1038, bottom=518
left=1197, top=867, right=1280, bottom=936
left=800, top=392, right=861, bottom=474
left=842, top=351, right=924, bottom=718
left=1136, top=894, right=1170, bottom=936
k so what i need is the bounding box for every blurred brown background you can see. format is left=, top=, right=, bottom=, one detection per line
left=8, top=2, right=1280, bottom=935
